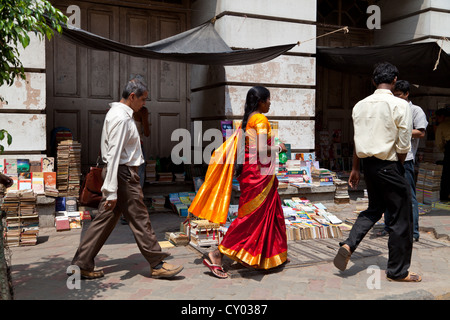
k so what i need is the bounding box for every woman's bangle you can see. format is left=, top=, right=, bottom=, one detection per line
left=278, top=145, right=282, bottom=153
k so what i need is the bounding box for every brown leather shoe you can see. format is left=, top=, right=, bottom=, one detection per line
left=151, top=262, right=183, bottom=279
left=333, top=245, right=351, bottom=271
left=80, top=269, right=104, bottom=280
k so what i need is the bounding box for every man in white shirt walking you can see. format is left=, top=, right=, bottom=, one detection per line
left=71, top=78, right=183, bottom=279
left=333, top=62, right=421, bottom=282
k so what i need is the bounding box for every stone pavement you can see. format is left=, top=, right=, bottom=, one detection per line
left=5, top=200, right=450, bottom=301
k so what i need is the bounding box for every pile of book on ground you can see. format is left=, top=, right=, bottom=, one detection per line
left=164, top=231, right=189, bottom=246
left=188, top=219, right=222, bottom=247
left=169, top=192, right=197, bottom=217
left=311, top=167, right=334, bottom=186
left=334, top=178, right=350, bottom=204
left=2, top=190, right=39, bottom=247
left=56, top=140, right=81, bottom=197
left=416, top=162, right=442, bottom=205
left=282, top=197, right=344, bottom=241
left=54, top=196, right=91, bottom=231
left=150, top=195, right=167, bottom=211
left=433, top=201, right=450, bottom=210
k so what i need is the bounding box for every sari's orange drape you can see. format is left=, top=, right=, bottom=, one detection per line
left=188, top=129, right=242, bottom=225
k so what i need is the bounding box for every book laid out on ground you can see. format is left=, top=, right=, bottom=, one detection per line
left=55, top=216, right=70, bottom=231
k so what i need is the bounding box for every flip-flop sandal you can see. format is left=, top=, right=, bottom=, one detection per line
left=387, top=272, right=422, bottom=282
left=333, top=246, right=351, bottom=271
left=203, top=258, right=228, bottom=279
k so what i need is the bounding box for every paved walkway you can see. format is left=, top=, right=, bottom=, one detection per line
left=5, top=200, right=450, bottom=301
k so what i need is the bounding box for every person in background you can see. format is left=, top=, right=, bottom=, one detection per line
left=70, top=78, right=183, bottom=280
left=334, top=62, right=421, bottom=282
left=435, top=107, right=450, bottom=202
left=377, top=80, right=428, bottom=241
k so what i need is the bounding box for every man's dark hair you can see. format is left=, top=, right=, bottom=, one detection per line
left=394, top=80, right=410, bottom=94
left=122, top=78, right=148, bottom=99
left=372, top=62, right=399, bottom=85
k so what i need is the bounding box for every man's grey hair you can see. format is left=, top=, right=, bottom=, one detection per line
left=122, top=77, right=148, bottom=99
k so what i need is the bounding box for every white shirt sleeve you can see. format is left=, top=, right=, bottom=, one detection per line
left=101, top=118, right=129, bottom=201
left=394, top=100, right=412, bottom=155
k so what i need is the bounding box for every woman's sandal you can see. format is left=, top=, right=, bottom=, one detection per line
left=387, top=271, right=422, bottom=282
left=203, top=258, right=228, bottom=279
left=376, top=230, right=388, bottom=237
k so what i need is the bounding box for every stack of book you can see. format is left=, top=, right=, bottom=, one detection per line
left=189, top=220, right=221, bottom=247
left=2, top=191, right=21, bottom=247
left=334, top=178, right=350, bottom=204
left=151, top=195, right=167, bottom=211
left=18, top=190, right=38, bottom=246
left=56, top=141, right=70, bottom=195
left=56, top=140, right=81, bottom=197
left=169, top=192, right=196, bottom=217
left=174, top=172, right=185, bottom=182
left=165, top=232, right=189, bottom=246
left=283, top=197, right=344, bottom=241
left=2, top=190, right=39, bottom=246
left=158, top=172, right=173, bottom=183
left=20, top=216, right=39, bottom=246
left=416, top=162, right=442, bottom=204
left=67, top=141, right=82, bottom=197
left=145, top=160, right=157, bottom=183
left=311, top=167, right=334, bottom=186
left=19, top=190, right=37, bottom=217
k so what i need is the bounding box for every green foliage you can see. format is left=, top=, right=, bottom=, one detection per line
left=0, top=129, right=13, bottom=154
left=0, top=0, right=68, bottom=87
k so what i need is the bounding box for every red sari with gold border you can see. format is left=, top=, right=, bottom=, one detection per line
left=218, top=114, right=287, bottom=269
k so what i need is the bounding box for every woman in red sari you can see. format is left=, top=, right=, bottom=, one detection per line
left=203, top=86, right=288, bottom=278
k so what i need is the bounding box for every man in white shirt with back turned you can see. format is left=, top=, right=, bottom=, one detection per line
left=333, top=62, right=421, bottom=282
left=71, top=78, right=183, bottom=280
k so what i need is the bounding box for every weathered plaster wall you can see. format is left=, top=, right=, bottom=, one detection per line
left=190, top=0, right=317, bottom=151
left=0, top=33, right=47, bottom=154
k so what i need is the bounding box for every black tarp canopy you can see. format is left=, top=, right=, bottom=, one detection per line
left=316, top=42, right=450, bottom=88
left=51, top=17, right=450, bottom=87
left=52, top=19, right=297, bottom=66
